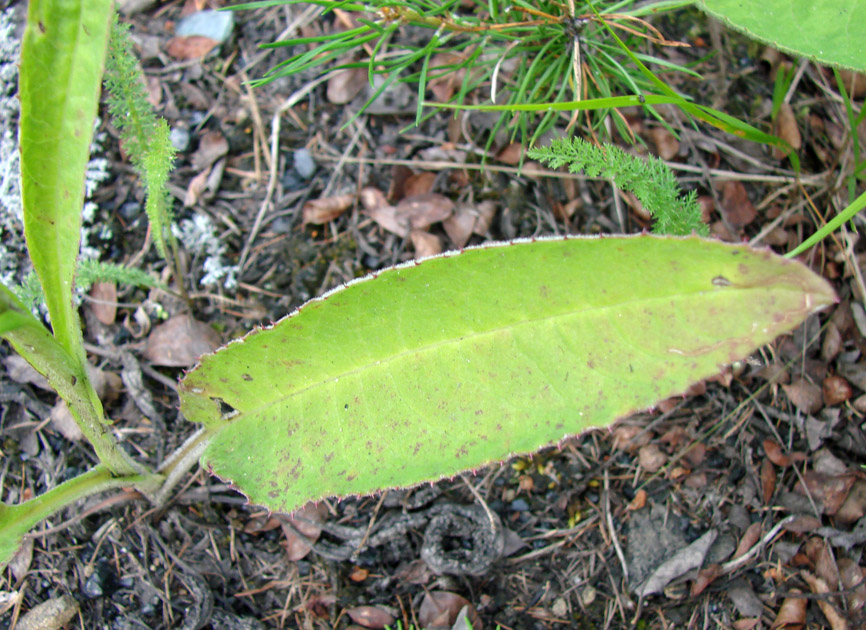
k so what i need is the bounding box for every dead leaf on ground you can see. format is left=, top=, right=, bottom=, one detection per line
left=770, top=591, right=806, bottom=629
left=89, top=281, right=117, bottom=325
left=4, top=355, right=50, bottom=390
left=143, top=313, right=220, bottom=367
left=795, top=471, right=858, bottom=515
left=635, top=529, right=717, bottom=597
left=801, top=571, right=849, bottom=630
left=395, top=193, right=454, bottom=230
left=345, top=605, right=396, bottom=629
left=192, top=130, right=229, bottom=171
left=15, top=594, right=79, bottom=630
left=367, top=203, right=409, bottom=237
left=419, top=591, right=476, bottom=630
left=649, top=126, right=680, bottom=160
left=690, top=563, right=722, bottom=596
left=327, top=66, right=367, bottom=104
left=773, top=103, right=802, bottom=159
left=166, top=35, right=218, bottom=60
left=410, top=230, right=442, bottom=258
left=761, top=458, right=777, bottom=504
left=496, top=142, right=523, bottom=165
left=638, top=444, right=667, bottom=473
left=627, top=489, right=647, bottom=511
left=184, top=168, right=209, bottom=207
left=763, top=439, right=807, bottom=467
left=403, top=171, right=437, bottom=198
left=782, top=377, right=824, bottom=414
left=727, top=580, right=764, bottom=617
left=611, top=425, right=650, bottom=452
left=427, top=52, right=468, bottom=102
left=8, top=536, right=33, bottom=582
left=835, top=479, right=866, bottom=524
left=732, top=522, right=762, bottom=560
left=837, top=558, right=866, bottom=611
left=719, top=180, right=756, bottom=228
left=821, top=323, right=843, bottom=361
left=302, top=194, right=354, bottom=225
left=280, top=502, right=328, bottom=561
left=823, top=375, right=853, bottom=406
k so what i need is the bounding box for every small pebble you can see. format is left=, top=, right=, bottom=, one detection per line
left=175, top=10, right=234, bottom=44
left=170, top=127, right=190, bottom=152
left=293, top=148, right=316, bottom=179
left=119, top=201, right=142, bottom=220
left=510, top=498, right=529, bottom=512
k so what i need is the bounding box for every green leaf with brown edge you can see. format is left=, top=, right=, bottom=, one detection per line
left=179, top=236, right=835, bottom=514
left=19, top=0, right=112, bottom=359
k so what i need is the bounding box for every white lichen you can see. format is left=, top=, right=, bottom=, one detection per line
left=175, top=213, right=238, bottom=290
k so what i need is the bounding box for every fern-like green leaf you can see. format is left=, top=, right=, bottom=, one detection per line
left=528, top=138, right=708, bottom=236
left=104, top=15, right=176, bottom=259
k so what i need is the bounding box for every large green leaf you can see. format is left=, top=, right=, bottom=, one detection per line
left=19, top=0, right=113, bottom=357
left=698, top=0, right=866, bottom=72
left=179, top=236, right=835, bottom=514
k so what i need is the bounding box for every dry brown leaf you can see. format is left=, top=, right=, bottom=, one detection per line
left=803, top=537, right=838, bottom=587
left=823, top=375, right=853, bottom=406
left=821, top=323, right=843, bottom=362
left=302, top=194, right=354, bottom=225
left=837, top=558, right=866, bottom=612
left=191, top=130, right=229, bottom=171
left=690, top=563, right=722, bottom=597
left=348, top=566, right=369, bottom=582
left=280, top=502, right=328, bottom=561
left=761, top=457, right=777, bottom=504
left=395, top=193, right=454, bottom=229
left=732, top=619, right=760, bottom=630
left=770, top=592, right=806, bottom=629
left=50, top=399, right=85, bottom=441
left=719, top=181, right=757, bottom=228
left=773, top=103, right=802, bottom=159
left=367, top=204, right=409, bottom=237
left=419, top=591, right=472, bottom=630
left=611, top=425, right=650, bottom=452
left=184, top=168, right=209, bottom=207
left=659, top=426, right=688, bottom=450
left=638, top=444, right=667, bottom=473
left=166, top=35, right=218, bottom=60
left=8, top=536, right=33, bottom=582
left=143, top=313, right=220, bottom=367
left=733, top=522, right=762, bottom=560
left=649, top=126, right=680, bottom=160
left=403, top=171, right=437, bottom=198
left=835, top=479, right=866, bottom=525
left=796, top=471, right=858, bottom=515
left=327, top=67, right=367, bottom=104
left=4, top=355, right=50, bottom=390
left=360, top=186, right=389, bottom=211
left=427, top=52, right=467, bottom=102
left=782, top=377, right=824, bottom=414
left=410, top=230, right=442, bottom=258
left=763, top=439, right=807, bottom=467
left=442, top=206, right=476, bottom=248
left=345, top=605, right=396, bottom=629
left=496, top=142, right=523, bottom=166
left=801, top=571, right=848, bottom=630
left=15, top=594, right=79, bottom=630
left=89, top=281, right=117, bottom=325
left=627, top=489, right=647, bottom=511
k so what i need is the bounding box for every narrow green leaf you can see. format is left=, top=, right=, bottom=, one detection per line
left=698, top=0, right=866, bottom=73
left=180, top=236, right=835, bottom=515
left=19, top=0, right=112, bottom=358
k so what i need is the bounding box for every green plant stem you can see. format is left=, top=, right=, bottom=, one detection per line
left=0, top=466, right=163, bottom=565
left=785, top=189, right=866, bottom=259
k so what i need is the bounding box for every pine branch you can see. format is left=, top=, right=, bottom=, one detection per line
left=528, top=137, right=708, bottom=236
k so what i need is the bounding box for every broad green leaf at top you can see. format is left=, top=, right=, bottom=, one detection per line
left=19, top=0, right=113, bottom=358
left=180, top=236, right=835, bottom=515
left=698, top=0, right=866, bottom=72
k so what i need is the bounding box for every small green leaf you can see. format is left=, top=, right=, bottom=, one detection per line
left=179, top=236, right=835, bottom=514
left=698, top=0, right=866, bottom=72
left=19, top=0, right=113, bottom=357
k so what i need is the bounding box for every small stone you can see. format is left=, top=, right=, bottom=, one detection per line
left=170, top=127, right=190, bottom=152
left=293, top=148, right=316, bottom=179
left=176, top=10, right=234, bottom=44
left=510, top=498, right=529, bottom=512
